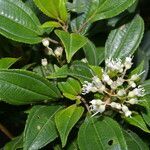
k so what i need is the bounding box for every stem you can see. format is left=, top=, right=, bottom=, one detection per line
left=47, top=38, right=59, bottom=45
left=77, top=10, right=98, bottom=33
left=57, top=18, right=68, bottom=32
left=80, top=97, right=91, bottom=113
left=104, top=90, right=117, bottom=97
left=0, top=123, right=14, bottom=139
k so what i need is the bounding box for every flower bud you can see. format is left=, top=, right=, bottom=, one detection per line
left=117, top=89, right=126, bottom=97
left=128, top=91, right=135, bottom=98
left=102, top=74, right=110, bottom=82
left=130, top=74, right=139, bottom=81
left=116, top=77, right=124, bottom=86
left=54, top=47, right=63, bottom=57
left=98, top=104, right=106, bottom=113
left=110, top=102, right=121, bottom=109
left=125, top=110, right=132, bottom=117
left=121, top=105, right=132, bottom=117
left=41, top=58, right=48, bottom=66
left=124, top=56, right=133, bottom=69
left=42, top=38, right=49, bottom=47
left=128, top=81, right=136, bottom=88
left=127, top=98, right=138, bottom=105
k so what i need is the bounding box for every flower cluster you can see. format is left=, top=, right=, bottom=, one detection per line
left=82, top=56, right=145, bottom=117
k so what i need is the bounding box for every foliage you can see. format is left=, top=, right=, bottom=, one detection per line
left=0, top=0, right=150, bottom=149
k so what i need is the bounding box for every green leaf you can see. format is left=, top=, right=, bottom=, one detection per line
left=70, top=0, right=92, bottom=34
left=70, top=0, right=136, bottom=33
left=68, top=61, right=95, bottom=83
left=123, top=130, right=149, bottom=150
left=0, top=0, right=43, bottom=44
left=130, top=61, right=145, bottom=76
left=24, top=105, right=62, bottom=150
left=66, top=138, right=78, bottom=150
left=33, top=0, right=68, bottom=22
left=89, top=65, right=103, bottom=79
left=105, top=15, right=144, bottom=59
left=142, top=80, right=150, bottom=95
left=0, top=69, right=61, bottom=105
left=4, top=135, right=23, bottom=150
left=55, top=105, right=84, bottom=147
left=124, top=114, right=150, bottom=133
left=91, top=0, right=136, bottom=22
left=58, top=78, right=81, bottom=97
left=78, top=116, right=128, bottom=150
left=83, top=40, right=101, bottom=66
left=41, top=21, right=61, bottom=28
left=33, top=64, right=54, bottom=77
left=0, top=57, right=19, bottom=69
left=140, top=101, right=150, bottom=127
left=47, top=65, right=68, bottom=79
left=55, top=30, right=87, bottom=63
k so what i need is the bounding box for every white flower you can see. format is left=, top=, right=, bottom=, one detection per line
left=117, top=89, right=126, bottom=97
left=106, top=58, right=124, bottom=72
left=126, top=98, right=138, bottom=105
left=42, top=38, right=49, bottom=47
left=92, top=76, right=105, bottom=92
left=102, top=73, right=113, bottom=85
left=128, top=86, right=145, bottom=97
left=41, top=58, right=48, bottom=66
left=124, top=56, right=133, bottom=69
left=90, top=99, right=106, bottom=115
left=110, top=81, right=118, bottom=90
left=128, top=81, right=136, bottom=88
left=54, top=47, right=63, bottom=57
left=121, top=105, right=132, bottom=117
left=116, top=77, right=124, bottom=86
left=110, top=102, right=122, bottom=109
left=90, top=99, right=104, bottom=105
left=82, top=81, right=97, bottom=95
left=132, top=86, right=145, bottom=97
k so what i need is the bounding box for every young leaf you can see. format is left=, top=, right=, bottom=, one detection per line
left=4, top=135, right=23, bottom=150
left=124, top=114, right=150, bottom=133
left=78, top=116, right=128, bottom=150
left=55, top=105, right=84, bottom=147
left=41, top=21, right=61, bottom=28
left=123, top=130, right=149, bottom=150
left=55, top=30, right=87, bottom=63
left=0, top=0, right=43, bottom=44
left=33, top=0, right=68, bottom=22
left=0, top=57, right=19, bottom=69
left=58, top=78, right=81, bottom=99
left=105, top=15, right=144, bottom=59
left=23, top=105, right=62, bottom=150
left=0, top=69, right=61, bottom=105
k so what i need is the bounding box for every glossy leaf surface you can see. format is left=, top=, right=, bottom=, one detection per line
left=24, top=105, right=62, bottom=150
left=55, top=30, right=87, bottom=63
left=0, top=0, right=43, bottom=44
left=0, top=69, right=61, bottom=104
left=105, top=15, right=144, bottom=59
left=78, top=116, right=128, bottom=150
left=55, top=105, right=84, bottom=147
